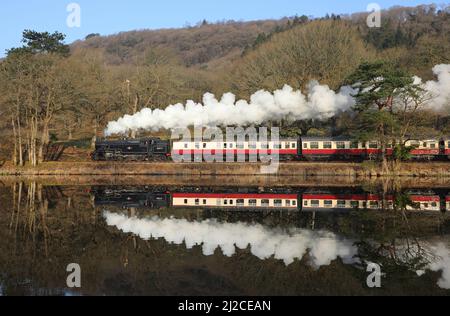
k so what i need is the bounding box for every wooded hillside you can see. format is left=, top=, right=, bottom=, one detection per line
left=0, top=4, right=449, bottom=164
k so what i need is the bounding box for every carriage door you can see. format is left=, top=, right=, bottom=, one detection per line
left=439, top=140, right=445, bottom=156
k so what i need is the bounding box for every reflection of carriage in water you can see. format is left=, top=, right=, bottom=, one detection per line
left=91, top=186, right=449, bottom=213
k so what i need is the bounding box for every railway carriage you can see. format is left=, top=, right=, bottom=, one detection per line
left=406, top=192, right=441, bottom=212
left=172, top=192, right=299, bottom=210
left=405, top=139, right=440, bottom=160
left=301, top=191, right=441, bottom=212
left=171, top=139, right=300, bottom=162
left=302, top=192, right=395, bottom=211
left=300, top=137, right=381, bottom=161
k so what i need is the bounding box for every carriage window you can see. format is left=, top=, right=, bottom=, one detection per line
left=310, top=142, right=319, bottom=149
left=323, top=142, right=332, bottom=149
left=224, top=200, right=228, bottom=205
left=184, top=199, right=188, bottom=204
left=369, top=201, right=378, bottom=208
left=303, top=143, right=308, bottom=149
left=304, top=200, right=308, bottom=206
left=261, top=143, right=269, bottom=149
left=292, top=200, right=296, bottom=206
left=230, top=200, right=234, bottom=205
left=292, top=143, right=297, bottom=149
left=229, top=143, right=234, bottom=149
left=324, top=200, right=333, bottom=207
left=184, top=143, right=189, bottom=149
left=237, top=199, right=245, bottom=207
left=350, top=142, right=359, bottom=149
left=369, top=142, right=378, bottom=149
left=274, top=200, right=282, bottom=207
left=285, top=143, right=291, bottom=149
left=431, top=202, right=437, bottom=207
left=249, top=143, right=257, bottom=149
left=224, top=143, right=227, bottom=149
left=203, top=199, right=207, bottom=205
left=337, top=142, right=346, bottom=149
left=423, top=142, right=428, bottom=148
left=311, top=200, right=320, bottom=207
left=203, top=143, right=207, bottom=149
left=430, top=143, right=436, bottom=149
left=351, top=201, right=359, bottom=208
left=195, top=143, right=200, bottom=149
left=237, top=143, right=245, bottom=149
left=261, top=199, right=270, bottom=207
left=337, top=200, right=346, bottom=208
left=273, top=144, right=282, bottom=149
left=286, top=200, right=291, bottom=206
left=195, top=199, right=200, bottom=206
left=249, top=199, right=257, bottom=207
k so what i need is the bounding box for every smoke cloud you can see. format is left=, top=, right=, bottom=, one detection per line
left=105, top=64, right=450, bottom=135
left=416, top=64, right=450, bottom=111
left=105, top=83, right=356, bottom=136
left=103, top=211, right=358, bottom=267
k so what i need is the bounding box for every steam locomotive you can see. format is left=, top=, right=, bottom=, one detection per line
left=91, top=136, right=450, bottom=161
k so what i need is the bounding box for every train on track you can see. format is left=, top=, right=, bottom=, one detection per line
left=91, top=136, right=450, bottom=162
left=92, top=187, right=450, bottom=213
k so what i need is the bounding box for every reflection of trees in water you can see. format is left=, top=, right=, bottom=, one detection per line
left=10, top=182, right=50, bottom=257
left=354, top=190, right=449, bottom=288
left=0, top=183, right=449, bottom=295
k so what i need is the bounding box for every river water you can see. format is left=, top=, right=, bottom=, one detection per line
left=0, top=179, right=449, bottom=296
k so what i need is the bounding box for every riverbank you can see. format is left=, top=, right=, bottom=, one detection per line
left=0, top=161, right=449, bottom=178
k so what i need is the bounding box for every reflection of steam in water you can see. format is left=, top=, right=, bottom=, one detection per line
left=103, top=211, right=358, bottom=267
left=429, top=244, right=450, bottom=289
left=104, top=211, right=450, bottom=290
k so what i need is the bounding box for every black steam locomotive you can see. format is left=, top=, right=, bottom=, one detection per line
left=91, top=138, right=171, bottom=161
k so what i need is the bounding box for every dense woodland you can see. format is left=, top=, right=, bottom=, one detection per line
left=0, top=4, right=449, bottom=165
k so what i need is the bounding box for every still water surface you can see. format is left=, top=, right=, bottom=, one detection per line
left=0, top=181, right=449, bottom=296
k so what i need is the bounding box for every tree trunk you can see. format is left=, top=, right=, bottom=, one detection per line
left=91, top=122, right=98, bottom=149
left=38, top=121, right=50, bottom=164
left=17, top=118, right=23, bottom=167
left=68, top=129, right=73, bottom=141
left=11, top=117, right=18, bottom=166
left=130, top=95, right=139, bottom=139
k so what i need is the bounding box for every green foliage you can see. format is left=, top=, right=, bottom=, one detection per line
left=351, top=110, right=399, bottom=141
left=393, top=144, right=414, bottom=161
left=347, top=61, right=417, bottom=112
left=85, top=33, right=100, bottom=40
left=7, top=30, right=70, bottom=57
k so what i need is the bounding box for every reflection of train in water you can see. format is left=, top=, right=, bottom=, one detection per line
left=92, top=187, right=449, bottom=213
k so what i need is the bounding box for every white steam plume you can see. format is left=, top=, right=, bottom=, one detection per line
left=105, top=65, right=450, bottom=136
left=415, top=64, right=450, bottom=111
left=105, top=83, right=356, bottom=136
left=103, top=211, right=358, bottom=267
